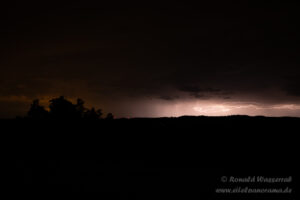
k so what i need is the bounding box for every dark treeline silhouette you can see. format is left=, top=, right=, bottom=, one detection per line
left=27, top=96, right=114, bottom=120
left=2, top=99, right=298, bottom=197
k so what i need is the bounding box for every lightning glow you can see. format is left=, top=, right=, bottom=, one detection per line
left=128, top=99, right=300, bottom=118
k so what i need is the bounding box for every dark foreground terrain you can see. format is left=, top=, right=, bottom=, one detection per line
left=1, top=116, right=298, bottom=199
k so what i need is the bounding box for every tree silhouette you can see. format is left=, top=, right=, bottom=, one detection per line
left=27, top=99, right=49, bottom=119
left=84, top=108, right=102, bottom=120
left=106, top=113, right=114, bottom=120
left=26, top=96, right=111, bottom=120
left=75, top=98, right=86, bottom=118
left=49, top=96, right=79, bottom=119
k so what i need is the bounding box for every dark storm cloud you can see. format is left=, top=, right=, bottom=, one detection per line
left=159, top=95, right=180, bottom=101
left=177, top=85, right=223, bottom=99
left=283, top=76, right=300, bottom=97
left=285, top=87, right=300, bottom=96
left=1, top=1, right=300, bottom=117
left=285, top=84, right=300, bottom=96
left=178, top=85, right=221, bottom=93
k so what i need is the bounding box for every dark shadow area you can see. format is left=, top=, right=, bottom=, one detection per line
left=1, top=97, right=298, bottom=199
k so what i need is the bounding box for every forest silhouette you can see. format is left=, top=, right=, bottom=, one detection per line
left=26, top=96, right=114, bottom=120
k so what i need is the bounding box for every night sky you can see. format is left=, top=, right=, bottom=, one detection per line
left=1, top=1, right=300, bottom=118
